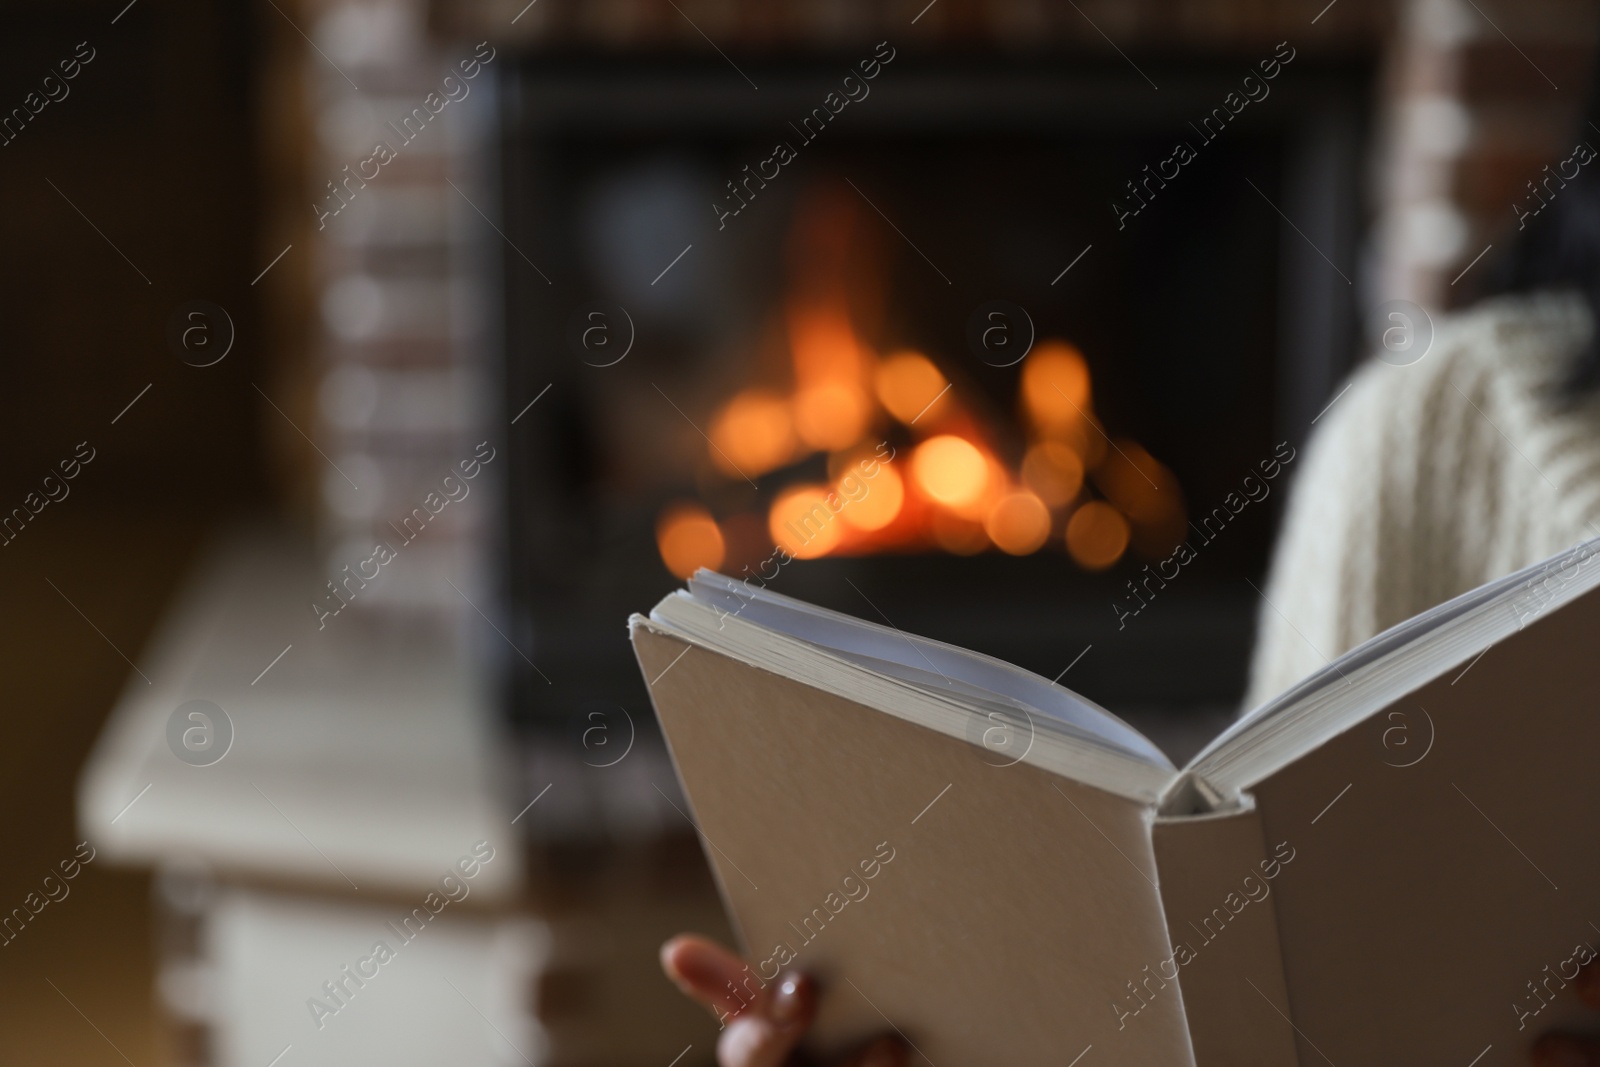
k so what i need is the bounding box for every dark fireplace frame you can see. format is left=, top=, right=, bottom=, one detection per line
left=496, top=49, right=1375, bottom=736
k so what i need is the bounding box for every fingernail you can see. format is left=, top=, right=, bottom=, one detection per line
left=769, top=972, right=809, bottom=1028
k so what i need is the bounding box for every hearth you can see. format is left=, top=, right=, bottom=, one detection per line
left=497, top=51, right=1371, bottom=735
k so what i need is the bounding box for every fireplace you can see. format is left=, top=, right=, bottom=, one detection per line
left=498, top=50, right=1372, bottom=736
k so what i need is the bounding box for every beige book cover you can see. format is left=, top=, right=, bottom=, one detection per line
left=631, top=541, right=1600, bottom=1066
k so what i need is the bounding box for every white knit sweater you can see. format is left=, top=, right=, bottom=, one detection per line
left=1243, top=292, right=1600, bottom=711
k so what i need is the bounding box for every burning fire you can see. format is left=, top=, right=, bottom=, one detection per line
left=656, top=314, right=1187, bottom=579
left=655, top=197, right=1185, bottom=581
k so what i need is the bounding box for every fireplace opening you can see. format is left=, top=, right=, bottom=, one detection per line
left=501, top=53, right=1370, bottom=740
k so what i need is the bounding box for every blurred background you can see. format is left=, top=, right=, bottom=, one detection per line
left=0, top=0, right=1592, bottom=1063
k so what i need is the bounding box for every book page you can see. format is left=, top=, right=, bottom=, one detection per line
left=683, top=572, right=1170, bottom=767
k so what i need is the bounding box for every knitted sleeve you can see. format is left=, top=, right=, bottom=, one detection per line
left=1239, top=292, right=1597, bottom=713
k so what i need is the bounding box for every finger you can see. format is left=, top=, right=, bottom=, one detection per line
left=661, top=935, right=758, bottom=1018
left=1532, top=1033, right=1600, bottom=1067
left=716, top=973, right=816, bottom=1067
left=1576, top=959, right=1600, bottom=1012
left=719, top=1015, right=800, bottom=1067
left=838, top=1035, right=911, bottom=1067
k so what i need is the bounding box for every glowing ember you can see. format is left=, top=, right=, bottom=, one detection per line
left=794, top=381, right=872, bottom=451
left=985, top=491, right=1052, bottom=556
left=1093, top=441, right=1187, bottom=557
left=838, top=463, right=904, bottom=532
left=911, top=435, right=990, bottom=508
left=1021, top=440, right=1085, bottom=508
left=1020, top=341, right=1091, bottom=433
left=875, top=351, right=948, bottom=425
left=663, top=191, right=1187, bottom=572
left=789, top=306, right=864, bottom=383
left=1065, top=500, right=1130, bottom=570
left=947, top=452, right=1008, bottom=522
left=709, top=389, right=796, bottom=477
left=656, top=502, right=726, bottom=578
left=787, top=305, right=872, bottom=451
left=768, top=485, right=846, bottom=559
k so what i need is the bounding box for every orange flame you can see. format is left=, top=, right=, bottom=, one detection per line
left=656, top=503, right=726, bottom=578
left=653, top=193, right=1188, bottom=572
left=709, top=389, right=796, bottom=477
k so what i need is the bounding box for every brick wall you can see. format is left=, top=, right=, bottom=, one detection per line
left=268, top=0, right=499, bottom=632
left=1374, top=0, right=1597, bottom=309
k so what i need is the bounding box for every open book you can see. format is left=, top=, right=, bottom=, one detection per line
left=630, top=540, right=1600, bottom=1066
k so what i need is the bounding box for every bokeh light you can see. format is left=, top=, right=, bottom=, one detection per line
left=1020, top=341, right=1091, bottom=432
left=1065, top=500, right=1130, bottom=570
left=708, top=390, right=795, bottom=477
left=1021, top=440, right=1085, bottom=508
left=793, top=382, right=872, bottom=451
left=656, top=502, right=726, bottom=578
left=838, top=464, right=905, bottom=532
left=768, top=484, right=846, bottom=558
left=985, top=491, right=1052, bottom=555
left=911, top=435, right=990, bottom=508
left=875, top=351, right=948, bottom=425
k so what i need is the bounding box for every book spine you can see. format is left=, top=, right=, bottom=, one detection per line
left=1152, top=799, right=1300, bottom=1067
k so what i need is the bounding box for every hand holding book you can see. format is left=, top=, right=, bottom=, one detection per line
left=637, top=545, right=1600, bottom=1066
left=660, top=935, right=906, bottom=1067
left=659, top=934, right=1600, bottom=1067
